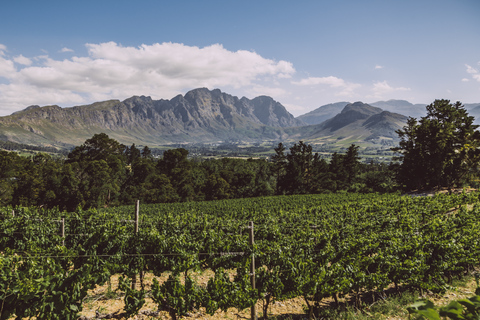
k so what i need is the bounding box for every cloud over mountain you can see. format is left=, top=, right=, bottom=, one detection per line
left=0, top=42, right=295, bottom=116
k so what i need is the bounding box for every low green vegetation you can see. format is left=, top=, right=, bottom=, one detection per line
left=2, top=191, right=480, bottom=319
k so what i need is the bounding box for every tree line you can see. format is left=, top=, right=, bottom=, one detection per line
left=2, top=99, right=478, bottom=211
left=0, top=134, right=395, bottom=211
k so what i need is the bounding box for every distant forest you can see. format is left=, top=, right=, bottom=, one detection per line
left=0, top=133, right=397, bottom=211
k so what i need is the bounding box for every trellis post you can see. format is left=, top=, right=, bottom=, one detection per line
left=132, top=200, right=140, bottom=290
left=61, top=218, right=65, bottom=246
left=132, top=200, right=141, bottom=290
left=249, top=221, right=257, bottom=320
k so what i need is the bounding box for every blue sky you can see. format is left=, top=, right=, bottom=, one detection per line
left=0, top=0, right=479, bottom=116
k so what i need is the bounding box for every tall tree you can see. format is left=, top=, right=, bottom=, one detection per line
left=343, top=144, right=361, bottom=184
left=158, top=148, right=193, bottom=201
left=281, top=141, right=314, bottom=194
left=308, top=153, right=331, bottom=193
left=329, top=152, right=347, bottom=191
left=271, top=143, right=287, bottom=194
left=393, top=99, right=480, bottom=190
left=67, top=133, right=127, bottom=208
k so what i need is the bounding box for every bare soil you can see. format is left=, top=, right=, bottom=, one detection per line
left=79, top=271, right=479, bottom=320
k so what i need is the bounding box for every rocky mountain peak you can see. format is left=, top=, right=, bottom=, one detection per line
left=251, top=95, right=304, bottom=127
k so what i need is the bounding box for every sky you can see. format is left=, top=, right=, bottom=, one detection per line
left=0, top=0, right=479, bottom=117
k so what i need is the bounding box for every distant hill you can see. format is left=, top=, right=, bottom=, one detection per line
left=321, top=102, right=383, bottom=132
left=296, top=100, right=424, bottom=126
left=296, top=102, right=350, bottom=125
left=297, top=102, right=408, bottom=145
left=367, top=100, right=427, bottom=119
left=464, top=103, right=480, bottom=125
left=368, top=100, right=480, bottom=125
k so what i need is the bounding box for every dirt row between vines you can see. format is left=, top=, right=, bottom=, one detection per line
left=80, top=270, right=479, bottom=320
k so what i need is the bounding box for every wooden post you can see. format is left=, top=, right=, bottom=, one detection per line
left=137, top=200, right=144, bottom=288
left=135, top=200, right=139, bottom=233
left=132, top=200, right=140, bottom=290
left=61, top=218, right=65, bottom=246
left=249, top=221, right=257, bottom=320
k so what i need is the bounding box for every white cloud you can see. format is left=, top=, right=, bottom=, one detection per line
left=0, top=42, right=296, bottom=115
left=0, top=82, right=86, bottom=109
left=466, top=64, right=478, bottom=74
left=462, top=78, right=470, bottom=82
left=283, top=103, right=308, bottom=114
left=13, top=55, right=32, bottom=66
left=375, top=65, right=384, bottom=69
left=293, top=76, right=345, bottom=87
left=0, top=56, right=16, bottom=79
left=367, top=80, right=410, bottom=99
left=292, top=76, right=361, bottom=97
left=247, top=85, right=287, bottom=98
left=60, top=47, right=74, bottom=53
left=466, top=64, right=480, bottom=82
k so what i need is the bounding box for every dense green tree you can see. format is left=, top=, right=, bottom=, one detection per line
left=308, top=153, right=331, bottom=193
left=141, top=146, right=153, bottom=159
left=358, top=162, right=397, bottom=193
left=328, top=152, right=348, bottom=191
left=0, top=151, right=22, bottom=206
left=158, top=148, right=194, bottom=201
left=343, top=144, right=361, bottom=184
left=271, top=143, right=287, bottom=194
left=125, top=143, right=141, bottom=165
left=204, top=173, right=231, bottom=200
left=280, top=141, right=314, bottom=194
left=67, top=133, right=126, bottom=163
left=393, top=99, right=480, bottom=190
left=66, top=133, right=128, bottom=208
left=58, top=163, right=84, bottom=211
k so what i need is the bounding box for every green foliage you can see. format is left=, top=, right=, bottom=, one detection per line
left=151, top=275, right=204, bottom=320
left=276, top=141, right=365, bottom=194
left=204, top=267, right=256, bottom=315
left=408, top=274, right=480, bottom=320
left=117, top=276, right=146, bottom=317
left=0, top=135, right=397, bottom=210
left=394, top=100, right=480, bottom=191
left=5, top=189, right=480, bottom=318
left=407, top=296, right=480, bottom=320
left=0, top=249, right=109, bottom=320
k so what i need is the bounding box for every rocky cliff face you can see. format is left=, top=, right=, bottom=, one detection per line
left=0, top=88, right=304, bottom=146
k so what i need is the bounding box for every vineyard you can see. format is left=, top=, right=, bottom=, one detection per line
left=2, top=191, right=480, bottom=319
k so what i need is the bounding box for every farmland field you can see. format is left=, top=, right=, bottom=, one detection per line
left=2, top=191, right=480, bottom=319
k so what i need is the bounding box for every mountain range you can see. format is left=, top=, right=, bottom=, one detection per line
left=0, top=87, right=477, bottom=149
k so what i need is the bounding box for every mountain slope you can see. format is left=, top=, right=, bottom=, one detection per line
left=301, top=102, right=407, bottom=144
left=321, top=102, right=383, bottom=132
left=369, top=99, right=427, bottom=119
left=296, top=102, right=350, bottom=125
left=0, top=88, right=303, bottom=147
left=0, top=89, right=415, bottom=149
